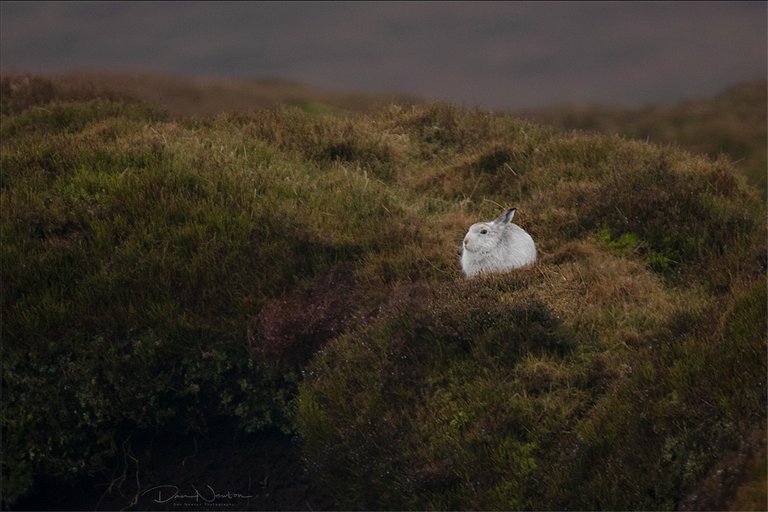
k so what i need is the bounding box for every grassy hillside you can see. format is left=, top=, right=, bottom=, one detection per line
left=5, top=72, right=763, bottom=196
left=1, top=77, right=766, bottom=510
left=521, top=82, right=768, bottom=199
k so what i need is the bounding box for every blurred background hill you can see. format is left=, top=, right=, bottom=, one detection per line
left=2, top=1, right=765, bottom=110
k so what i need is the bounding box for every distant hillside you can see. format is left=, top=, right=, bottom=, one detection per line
left=520, top=82, right=768, bottom=198
left=0, top=71, right=419, bottom=118
left=2, top=2, right=765, bottom=109
left=1, top=76, right=765, bottom=510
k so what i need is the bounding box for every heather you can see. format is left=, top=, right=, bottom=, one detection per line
left=2, top=75, right=765, bottom=510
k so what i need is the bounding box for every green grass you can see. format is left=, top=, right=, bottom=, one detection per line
left=2, top=77, right=766, bottom=509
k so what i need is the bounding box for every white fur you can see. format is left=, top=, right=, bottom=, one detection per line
left=461, top=208, right=537, bottom=277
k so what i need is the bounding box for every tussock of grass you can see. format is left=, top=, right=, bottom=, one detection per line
left=2, top=78, right=765, bottom=509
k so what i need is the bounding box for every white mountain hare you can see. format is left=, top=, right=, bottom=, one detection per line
left=461, top=208, right=537, bottom=277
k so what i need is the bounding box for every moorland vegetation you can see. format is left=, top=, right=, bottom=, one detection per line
left=522, top=82, right=767, bottom=199
left=1, top=74, right=765, bottom=510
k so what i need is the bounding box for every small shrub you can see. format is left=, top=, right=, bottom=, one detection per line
left=249, top=264, right=359, bottom=368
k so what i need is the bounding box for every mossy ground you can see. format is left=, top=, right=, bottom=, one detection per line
left=2, top=75, right=765, bottom=510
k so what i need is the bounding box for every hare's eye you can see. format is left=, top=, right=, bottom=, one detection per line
left=480, top=229, right=488, bottom=235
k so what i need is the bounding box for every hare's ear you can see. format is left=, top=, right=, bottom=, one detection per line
left=494, top=208, right=517, bottom=225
